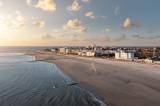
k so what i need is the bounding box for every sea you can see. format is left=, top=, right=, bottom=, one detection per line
left=0, top=46, right=107, bottom=106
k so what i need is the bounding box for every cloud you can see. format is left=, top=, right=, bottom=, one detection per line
left=76, top=35, right=112, bottom=45
left=41, top=32, right=112, bottom=46
left=33, top=20, right=45, bottom=28
left=93, top=35, right=111, bottom=42
left=123, top=18, right=133, bottom=29
left=123, top=18, right=140, bottom=29
left=26, top=0, right=32, bottom=6
left=42, top=34, right=54, bottom=39
left=99, top=16, right=107, bottom=19
left=0, top=1, right=2, bottom=7
left=85, top=11, right=93, bottom=17
left=51, top=28, right=72, bottom=37
left=63, top=19, right=87, bottom=32
left=16, top=11, right=25, bottom=22
left=27, top=0, right=56, bottom=12
left=85, top=12, right=107, bottom=20
left=114, top=6, right=120, bottom=15
left=42, top=28, right=84, bottom=41
left=132, top=34, right=143, bottom=39
left=67, top=0, right=81, bottom=12
left=15, top=11, right=26, bottom=28
left=85, top=11, right=95, bottom=19
left=0, top=11, right=27, bottom=31
left=81, top=0, right=91, bottom=3
left=105, top=28, right=111, bottom=32
left=132, top=34, right=160, bottom=39
left=35, top=0, right=56, bottom=11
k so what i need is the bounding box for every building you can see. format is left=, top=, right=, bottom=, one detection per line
left=51, top=48, right=58, bottom=52
left=59, top=48, right=66, bottom=54
left=115, top=50, right=134, bottom=60
left=86, top=51, right=95, bottom=57
left=59, top=48, right=71, bottom=54
left=65, top=49, right=71, bottom=54
left=154, top=61, right=160, bottom=64
left=77, top=50, right=95, bottom=57
left=144, top=59, right=153, bottom=64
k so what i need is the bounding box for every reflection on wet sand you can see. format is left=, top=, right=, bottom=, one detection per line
left=0, top=54, right=107, bottom=106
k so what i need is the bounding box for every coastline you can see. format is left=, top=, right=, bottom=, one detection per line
left=28, top=52, right=160, bottom=106
left=27, top=52, right=111, bottom=105
left=0, top=53, right=109, bottom=106
left=27, top=52, right=110, bottom=105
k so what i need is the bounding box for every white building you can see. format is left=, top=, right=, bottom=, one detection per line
left=115, top=50, right=134, bottom=60
left=77, top=51, right=95, bottom=57
left=144, top=59, right=153, bottom=64
left=77, top=51, right=83, bottom=56
left=59, top=48, right=71, bottom=54
left=51, top=49, right=57, bottom=52
left=86, top=51, right=95, bottom=57
left=65, top=49, right=71, bottom=54
left=59, top=48, right=66, bottom=54
left=96, top=50, right=116, bottom=55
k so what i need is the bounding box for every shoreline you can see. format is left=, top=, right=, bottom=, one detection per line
left=28, top=52, right=160, bottom=106
left=0, top=53, right=109, bottom=106
left=27, top=52, right=110, bottom=105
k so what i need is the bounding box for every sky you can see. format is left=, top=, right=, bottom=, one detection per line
left=0, top=0, right=160, bottom=46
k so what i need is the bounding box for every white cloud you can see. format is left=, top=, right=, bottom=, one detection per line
left=85, top=11, right=95, bottom=19
left=99, top=16, right=107, bottom=19
left=26, top=0, right=32, bottom=6
left=67, top=0, right=81, bottom=12
left=33, top=20, right=45, bottom=28
left=63, top=19, right=87, bottom=32
left=0, top=1, right=2, bottom=7
left=82, top=0, right=91, bottom=3
left=15, top=11, right=26, bottom=28
left=41, top=28, right=84, bottom=41
left=35, top=0, right=56, bottom=11
left=123, top=18, right=133, bottom=29
left=16, top=11, right=26, bottom=22
left=27, top=0, right=56, bottom=12
left=105, top=28, right=110, bottom=32
left=42, top=34, right=54, bottom=39
left=0, top=11, right=27, bottom=31
left=85, top=12, right=93, bottom=17
left=123, top=18, right=140, bottom=29
left=85, top=12, right=107, bottom=20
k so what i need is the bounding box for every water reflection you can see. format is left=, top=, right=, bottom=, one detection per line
left=0, top=53, right=107, bottom=106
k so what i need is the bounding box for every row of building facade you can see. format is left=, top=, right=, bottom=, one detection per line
left=57, top=48, right=135, bottom=60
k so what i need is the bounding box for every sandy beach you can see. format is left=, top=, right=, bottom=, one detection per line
left=30, top=52, right=160, bottom=106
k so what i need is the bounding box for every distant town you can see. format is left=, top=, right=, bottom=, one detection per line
left=40, top=45, right=160, bottom=65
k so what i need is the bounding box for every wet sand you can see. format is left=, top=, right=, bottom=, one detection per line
left=0, top=54, right=107, bottom=106
left=31, top=52, right=160, bottom=106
